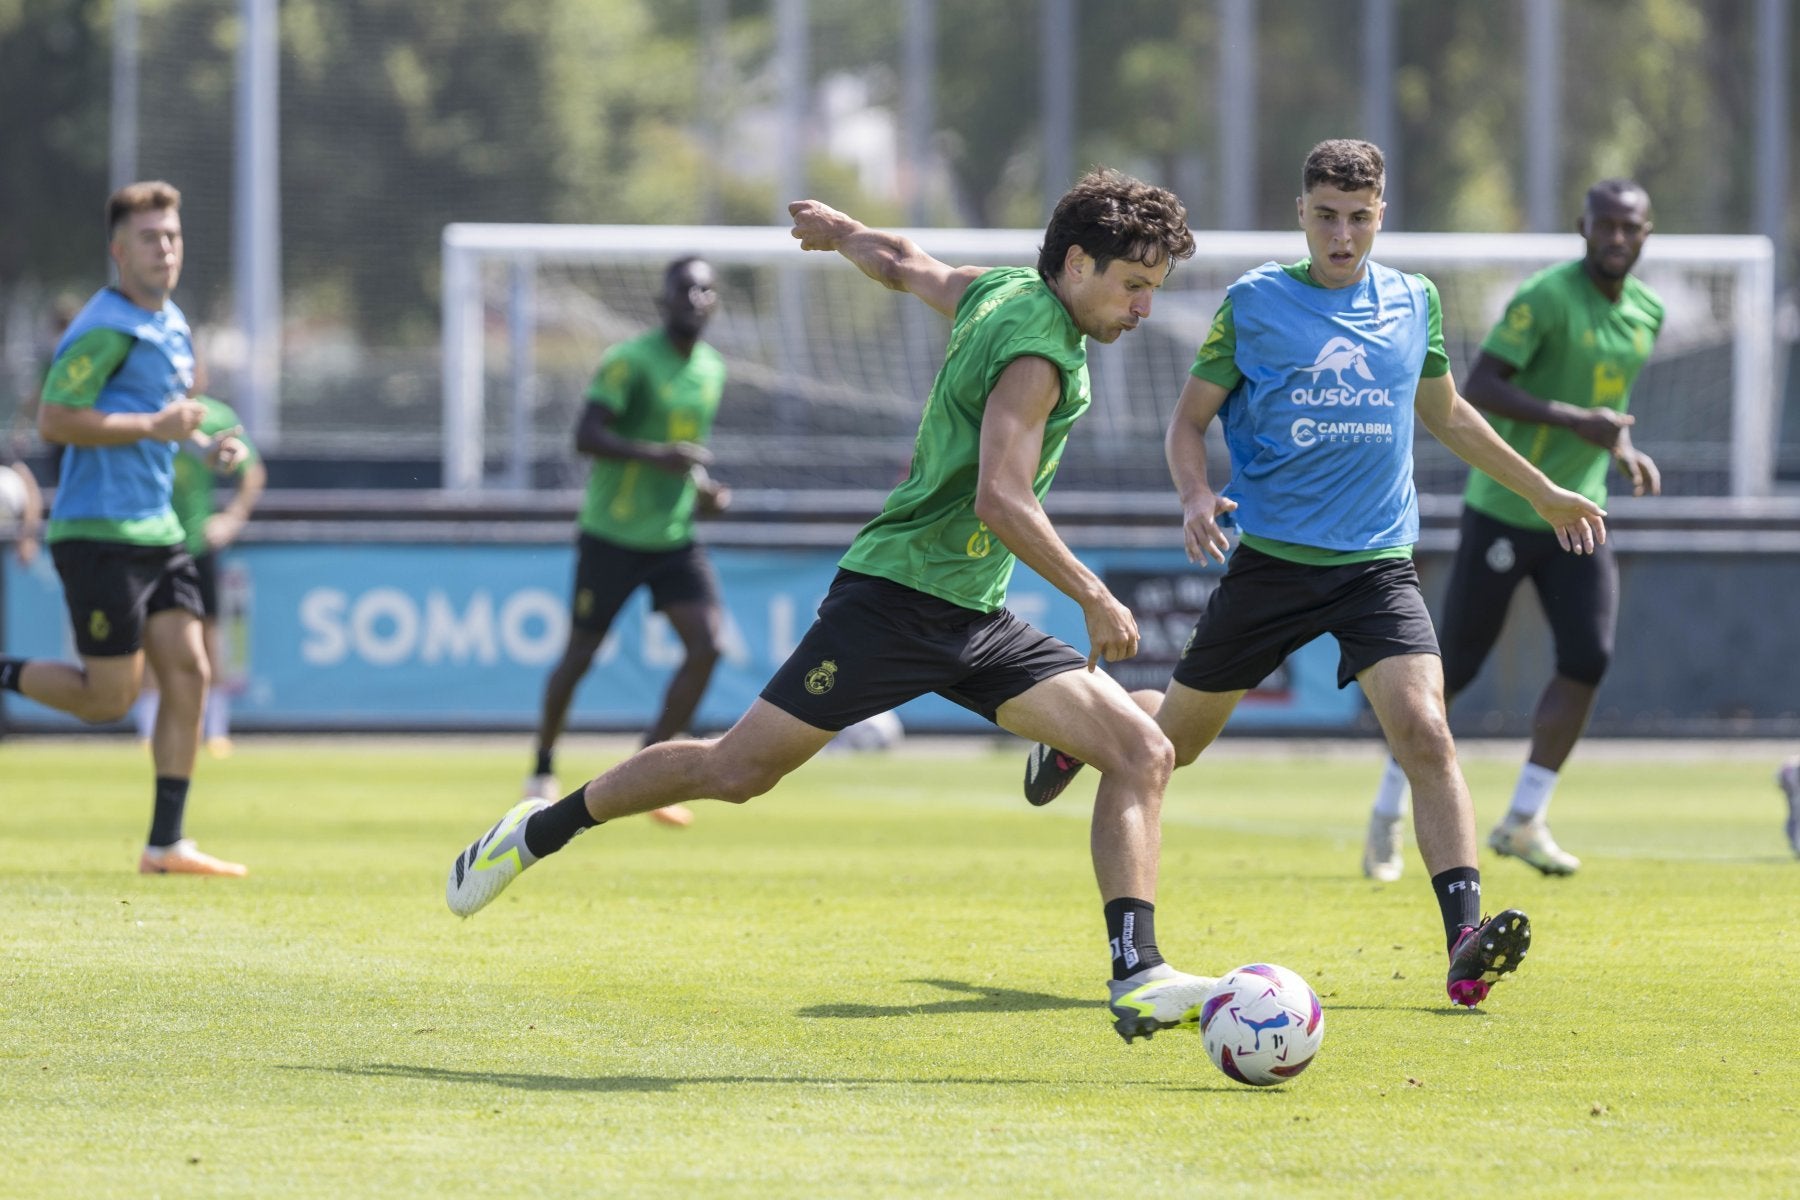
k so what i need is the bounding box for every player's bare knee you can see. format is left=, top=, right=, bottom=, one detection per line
left=712, top=759, right=784, bottom=805
left=1387, top=714, right=1455, bottom=774
left=1107, top=723, right=1174, bottom=790
left=77, top=690, right=135, bottom=724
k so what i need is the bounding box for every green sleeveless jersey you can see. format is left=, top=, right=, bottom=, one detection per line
left=838, top=267, right=1090, bottom=612
left=1464, top=261, right=1664, bottom=530
left=171, top=396, right=259, bottom=555
left=577, top=330, right=726, bottom=550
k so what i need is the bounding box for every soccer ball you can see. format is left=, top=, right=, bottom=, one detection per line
left=0, top=465, right=27, bottom=531
left=1199, top=963, right=1325, bottom=1087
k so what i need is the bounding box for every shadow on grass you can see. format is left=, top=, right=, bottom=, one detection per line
left=283, top=1063, right=1102, bottom=1093
left=795, top=977, right=1089, bottom=1019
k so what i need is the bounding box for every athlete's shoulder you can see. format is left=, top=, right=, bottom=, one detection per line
left=1621, top=273, right=1665, bottom=325
left=953, top=268, right=1071, bottom=347
left=1515, top=260, right=1585, bottom=303
left=1227, top=260, right=1290, bottom=294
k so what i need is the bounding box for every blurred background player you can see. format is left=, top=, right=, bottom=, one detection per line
left=1021, top=141, right=1608, bottom=1009
left=524, top=256, right=731, bottom=828
left=0, top=180, right=247, bottom=876
left=450, top=172, right=1222, bottom=1043
left=1360, top=180, right=1662, bottom=881
left=132, top=392, right=265, bottom=757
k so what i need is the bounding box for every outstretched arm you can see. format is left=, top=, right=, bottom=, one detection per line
left=788, top=199, right=985, bottom=318
left=1415, top=371, right=1606, bottom=554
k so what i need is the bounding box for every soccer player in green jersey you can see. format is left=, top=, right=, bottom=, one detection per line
left=1360, top=180, right=1663, bottom=881
left=524, top=257, right=730, bottom=829
left=1021, top=141, right=1608, bottom=1009
left=450, top=170, right=1220, bottom=1043
left=0, top=181, right=248, bottom=876
left=132, top=394, right=265, bottom=757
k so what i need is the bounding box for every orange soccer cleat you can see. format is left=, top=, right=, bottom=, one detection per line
left=138, top=839, right=249, bottom=877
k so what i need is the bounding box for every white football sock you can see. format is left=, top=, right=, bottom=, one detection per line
left=1370, top=756, right=1411, bottom=820
left=1506, top=761, right=1559, bottom=822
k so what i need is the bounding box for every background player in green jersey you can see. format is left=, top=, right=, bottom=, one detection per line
left=524, top=257, right=730, bottom=828
left=132, top=394, right=265, bottom=757
left=0, top=181, right=247, bottom=876
left=450, top=171, right=1223, bottom=1043
left=1361, top=180, right=1663, bottom=881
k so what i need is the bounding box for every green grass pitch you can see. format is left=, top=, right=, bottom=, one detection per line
left=0, top=736, right=1795, bottom=1198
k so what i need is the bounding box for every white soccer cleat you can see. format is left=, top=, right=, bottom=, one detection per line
left=447, top=799, right=547, bottom=917
left=521, top=773, right=560, bottom=802
left=1487, top=814, right=1580, bottom=876
left=1361, top=810, right=1405, bottom=882
left=1106, top=965, right=1218, bottom=1043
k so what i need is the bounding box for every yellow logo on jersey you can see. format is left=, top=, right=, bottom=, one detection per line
left=804, top=660, right=838, bottom=695
left=669, top=411, right=701, bottom=441
left=1592, top=362, right=1627, bottom=406
left=65, top=356, right=95, bottom=388
left=1197, top=309, right=1231, bottom=362
left=1506, top=303, right=1533, bottom=333
left=89, top=610, right=111, bottom=643
left=966, top=523, right=993, bottom=559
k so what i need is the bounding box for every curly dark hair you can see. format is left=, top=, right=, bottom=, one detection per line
left=1301, top=140, right=1386, bottom=196
left=1037, top=168, right=1195, bottom=280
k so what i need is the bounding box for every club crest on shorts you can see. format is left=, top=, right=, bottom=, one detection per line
left=89, top=610, right=111, bottom=642
left=1485, top=537, right=1516, bottom=573
left=804, top=659, right=838, bottom=695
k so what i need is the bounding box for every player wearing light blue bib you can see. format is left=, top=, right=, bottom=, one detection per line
left=0, top=181, right=248, bottom=879
left=1023, top=140, right=1609, bottom=1013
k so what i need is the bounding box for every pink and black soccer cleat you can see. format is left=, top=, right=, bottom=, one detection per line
left=1447, top=908, right=1530, bottom=1008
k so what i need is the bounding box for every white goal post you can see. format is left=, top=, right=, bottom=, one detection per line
left=441, top=223, right=1777, bottom=499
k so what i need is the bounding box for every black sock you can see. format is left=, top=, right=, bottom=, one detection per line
left=1103, top=897, right=1166, bottom=980
left=523, top=787, right=600, bottom=859
left=0, top=658, right=24, bottom=692
left=533, top=747, right=554, bottom=777
left=1431, top=866, right=1483, bottom=953
left=148, top=776, right=189, bottom=848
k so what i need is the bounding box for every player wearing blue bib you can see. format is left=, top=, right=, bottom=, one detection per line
left=1023, top=141, right=1607, bottom=1011
left=0, top=181, right=249, bottom=878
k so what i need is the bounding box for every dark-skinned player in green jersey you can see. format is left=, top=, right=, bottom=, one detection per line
left=524, top=257, right=731, bottom=829
left=448, top=169, right=1223, bottom=1043
left=1361, top=180, right=1663, bottom=881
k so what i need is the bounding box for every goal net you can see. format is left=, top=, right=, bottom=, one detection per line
left=442, top=224, right=1777, bottom=501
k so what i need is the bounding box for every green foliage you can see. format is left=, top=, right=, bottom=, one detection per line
left=0, top=0, right=111, bottom=285
left=0, top=738, right=1795, bottom=1197
left=0, top=0, right=1789, bottom=350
